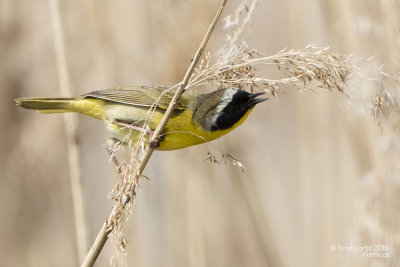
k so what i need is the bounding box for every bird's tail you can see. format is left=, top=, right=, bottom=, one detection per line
left=15, top=97, right=106, bottom=119
left=15, top=97, right=78, bottom=113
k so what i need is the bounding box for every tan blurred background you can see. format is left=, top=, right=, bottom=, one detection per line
left=1, top=0, right=399, bottom=266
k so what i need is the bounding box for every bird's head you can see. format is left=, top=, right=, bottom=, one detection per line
left=193, top=88, right=268, bottom=132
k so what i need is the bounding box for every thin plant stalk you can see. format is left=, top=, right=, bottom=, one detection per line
left=48, top=0, right=89, bottom=263
left=81, top=0, right=228, bottom=266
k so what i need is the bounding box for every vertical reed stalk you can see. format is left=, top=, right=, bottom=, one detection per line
left=48, top=0, right=89, bottom=263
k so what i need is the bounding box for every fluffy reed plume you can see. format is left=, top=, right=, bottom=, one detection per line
left=345, top=59, right=400, bottom=266
left=189, top=45, right=351, bottom=97
left=347, top=59, right=400, bottom=125
left=102, top=0, right=400, bottom=265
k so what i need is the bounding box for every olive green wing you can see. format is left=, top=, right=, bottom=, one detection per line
left=83, top=86, right=188, bottom=110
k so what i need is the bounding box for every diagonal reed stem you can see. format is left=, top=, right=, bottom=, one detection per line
left=81, top=0, right=228, bottom=266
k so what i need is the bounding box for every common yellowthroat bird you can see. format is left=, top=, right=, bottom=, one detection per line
left=15, top=86, right=267, bottom=150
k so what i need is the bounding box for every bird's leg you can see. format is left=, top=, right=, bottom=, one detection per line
left=113, top=119, right=162, bottom=148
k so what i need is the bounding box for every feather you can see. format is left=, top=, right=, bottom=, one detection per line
left=83, top=86, right=192, bottom=110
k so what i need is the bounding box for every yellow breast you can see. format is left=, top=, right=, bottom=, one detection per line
left=106, top=106, right=254, bottom=151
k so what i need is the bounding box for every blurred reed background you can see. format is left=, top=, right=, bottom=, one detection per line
left=1, top=0, right=399, bottom=266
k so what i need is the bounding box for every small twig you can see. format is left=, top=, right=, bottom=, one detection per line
left=81, top=0, right=228, bottom=266
left=48, top=0, right=89, bottom=263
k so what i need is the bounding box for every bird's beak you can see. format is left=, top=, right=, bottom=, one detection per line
left=248, top=92, right=268, bottom=106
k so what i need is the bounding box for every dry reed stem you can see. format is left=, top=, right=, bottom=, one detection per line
left=81, top=222, right=110, bottom=267
left=48, top=0, right=89, bottom=263
left=82, top=1, right=228, bottom=266
left=229, top=168, right=283, bottom=267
